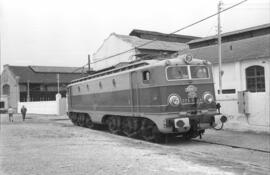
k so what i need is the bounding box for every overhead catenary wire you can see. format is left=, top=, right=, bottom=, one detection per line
left=76, top=0, right=247, bottom=72
left=168, top=0, right=247, bottom=35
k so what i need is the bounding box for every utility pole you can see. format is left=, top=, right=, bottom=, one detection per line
left=0, top=31, right=1, bottom=130
left=88, top=54, right=91, bottom=74
left=218, top=1, right=223, bottom=95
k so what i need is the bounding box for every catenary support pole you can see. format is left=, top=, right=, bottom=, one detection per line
left=218, top=1, right=223, bottom=95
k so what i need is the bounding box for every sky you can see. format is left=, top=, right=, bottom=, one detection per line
left=0, top=0, right=269, bottom=69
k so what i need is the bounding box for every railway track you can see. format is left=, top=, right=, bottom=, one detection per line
left=56, top=117, right=270, bottom=154
left=191, top=139, right=270, bottom=153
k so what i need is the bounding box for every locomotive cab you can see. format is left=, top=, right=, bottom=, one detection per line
left=154, top=54, right=226, bottom=137
left=125, top=54, right=226, bottom=139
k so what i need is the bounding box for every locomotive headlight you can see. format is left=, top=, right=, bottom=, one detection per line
left=168, top=94, right=181, bottom=107
left=184, top=54, right=193, bottom=64
left=203, top=92, right=214, bottom=104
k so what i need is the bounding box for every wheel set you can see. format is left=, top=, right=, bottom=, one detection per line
left=68, top=112, right=95, bottom=129
left=105, top=116, right=164, bottom=142
left=68, top=113, right=164, bottom=142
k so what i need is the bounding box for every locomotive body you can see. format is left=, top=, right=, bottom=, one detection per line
left=67, top=54, right=226, bottom=141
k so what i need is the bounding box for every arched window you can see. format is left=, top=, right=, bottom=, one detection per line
left=246, top=66, right=265, bottom=92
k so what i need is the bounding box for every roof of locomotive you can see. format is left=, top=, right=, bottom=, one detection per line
left=68, top=54, right=210, bottom=86
left=69, top=60, right=157, bottom=85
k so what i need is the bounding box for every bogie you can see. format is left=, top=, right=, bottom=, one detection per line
left=107, top=116, right=121, bottom=134
left=140, top=119, right=164, bottom=142
left=68, top=112, right=95, bottom=128
left=69, top=112, right=165, bottom=142
left=122, top=118, right=140, bottom=138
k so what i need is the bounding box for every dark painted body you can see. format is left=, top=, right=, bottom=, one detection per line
left=70, top=84, right=216, bottom=113
left=67, top=56, right=220, bottom=135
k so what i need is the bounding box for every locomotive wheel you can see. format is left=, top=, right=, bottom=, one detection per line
left=140, top=119, right=162, bottom=142
left=75, top=113, right=81, bottom=126
left=69, top=113, right=77, bottom=125
left=122, top=118, right=138, bottom=137
left=107, top=116, right=120, bottom=134
left=122, top=118, right=132, bottom=136
left=72, top=118, right=77, bottom=125
left=78, top=114, right=85, bottom=127
left=85, top=116, right=95, bottom=129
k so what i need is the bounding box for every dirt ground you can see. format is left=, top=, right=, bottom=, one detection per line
left=0, top=114, right=269, bottom=175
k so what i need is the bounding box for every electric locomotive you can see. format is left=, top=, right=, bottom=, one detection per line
left=67, top=54, right=227, bottom=141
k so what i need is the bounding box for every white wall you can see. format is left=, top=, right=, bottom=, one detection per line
left=212, top=58, right=270, bottom=132
left=92, top=34, right=136, bottom=71
left=213, top=62, right=239, bottom=116
left=17, top=94, right=67, bottom=115
left=18, top=101, right=58, bottom=115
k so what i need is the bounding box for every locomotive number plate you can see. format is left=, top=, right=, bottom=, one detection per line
left=185, top=85, right=198, bottom=98
left=181, top=98, right=203, bottom=104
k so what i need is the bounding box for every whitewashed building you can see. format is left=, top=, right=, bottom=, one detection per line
left=185, top=24, right=270, bottom=132
left=91, top=32, right=197, bottom=70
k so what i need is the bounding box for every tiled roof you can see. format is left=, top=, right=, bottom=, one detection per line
left=30, top=66, right=82, bottom=73
left=189, top=23, right=270, bottom=44
left=114, top=34, right=188, bottom=51
left=8, top=66, right=84, bottom=83
left=181, top=34, right=270, bottom=64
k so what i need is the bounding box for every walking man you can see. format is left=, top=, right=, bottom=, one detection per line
left=8, top=106, right=14, bottom=122
left=21, top=105, right=27, bottom=121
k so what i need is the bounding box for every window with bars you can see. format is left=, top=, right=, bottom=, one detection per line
left=246, top=66, right=265, bottom=92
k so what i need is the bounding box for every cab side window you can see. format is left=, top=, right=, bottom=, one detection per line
left=142, top=71, right=150, bottom=83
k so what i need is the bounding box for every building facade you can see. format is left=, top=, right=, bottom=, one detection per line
left=1, top=65, right=84, bottom=111
left=184, top=23, right=270, bottom=132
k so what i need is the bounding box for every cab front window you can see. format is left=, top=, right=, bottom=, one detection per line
left=190, top=66, right=209, bottom=79
left=167, top=66, right=189, bottom=80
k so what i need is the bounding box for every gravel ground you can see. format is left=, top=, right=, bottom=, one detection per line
left=0, top=114, right=269, bottom=175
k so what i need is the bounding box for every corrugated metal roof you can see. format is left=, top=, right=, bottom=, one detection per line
left=8, top=66, right=84, bottom=83
left=114, top=34, right=188, bottom=51
left=189, top=23, right=270, bottom=44
left=181, top=34, right=270, bottom=64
